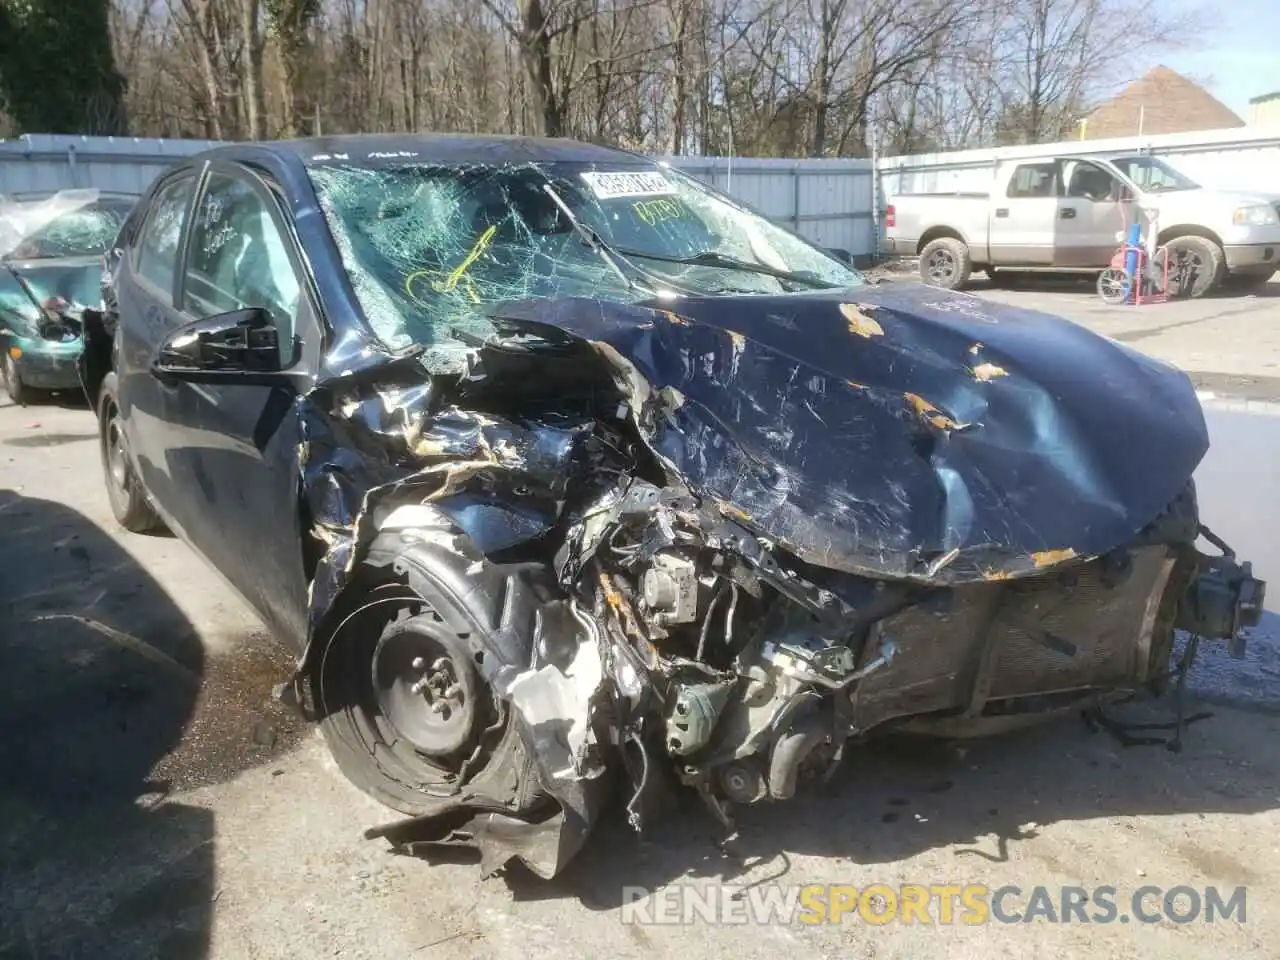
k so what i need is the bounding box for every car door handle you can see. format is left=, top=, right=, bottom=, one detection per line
left=1059, top=207, right=1077, bottom=219
left=995, top=208, right=1009, bottom=218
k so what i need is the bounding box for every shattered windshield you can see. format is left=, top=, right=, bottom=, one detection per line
left=1110, top=156, right=1199, bottom=193
left=0, top=189, right=135, bottom=260
left=307, top=159, right=862, bottom=365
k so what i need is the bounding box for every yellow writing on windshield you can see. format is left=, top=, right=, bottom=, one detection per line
left=403, top=224, right=497, bottom=305
left=633, top=197, right=687, bottom=226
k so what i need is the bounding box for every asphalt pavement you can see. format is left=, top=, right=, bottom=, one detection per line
left=2, top=279, right=1279, bottom=959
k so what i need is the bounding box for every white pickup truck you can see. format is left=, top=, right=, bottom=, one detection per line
left=880, top=153, right=1280, bottom=296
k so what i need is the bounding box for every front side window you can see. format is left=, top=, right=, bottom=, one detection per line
left=1109, top=156, right=1199, bottom=193
left=184, top=173, right=301, bottom=363
left=136, top=175, right=196, bottom=299
left=307, top=160, right=862, bottom=368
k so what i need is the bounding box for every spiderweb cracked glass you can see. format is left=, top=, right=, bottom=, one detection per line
left=308, top=163, right=629, bottom=374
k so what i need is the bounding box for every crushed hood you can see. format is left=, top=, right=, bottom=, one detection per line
left=487, top=282, right=1207, bottom=584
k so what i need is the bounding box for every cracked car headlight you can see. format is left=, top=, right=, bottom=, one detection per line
left=1231, top=204, right=1280, bottom=226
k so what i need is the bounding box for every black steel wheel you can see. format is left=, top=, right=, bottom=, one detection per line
left=372, top=613, right=481, bottom=759
left=314, top=572, right=547, bottom=818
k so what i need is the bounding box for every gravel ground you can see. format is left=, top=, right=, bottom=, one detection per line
left=2, top=284, right=1279, bottom=959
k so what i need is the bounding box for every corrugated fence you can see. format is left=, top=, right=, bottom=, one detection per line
left=3, top=127, right=1278, bottom=258
left=0, top=135, right=878, bottom=256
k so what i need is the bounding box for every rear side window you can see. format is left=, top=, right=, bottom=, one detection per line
left=135, top=174, right=196, bottom=300
left=1006, top=163, right=1058, bottom=198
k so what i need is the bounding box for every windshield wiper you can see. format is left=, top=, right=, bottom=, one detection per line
left=539, top=183, right=641, bottom=292
left=610, top=247, right=838, bottom=289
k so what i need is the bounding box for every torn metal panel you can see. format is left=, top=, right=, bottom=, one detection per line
left=485, top=283, right=1208, bottom=584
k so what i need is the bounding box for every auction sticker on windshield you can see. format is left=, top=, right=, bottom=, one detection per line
left=581, top=171, right=675, bottom=199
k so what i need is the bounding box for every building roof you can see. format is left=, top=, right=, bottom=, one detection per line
left=1082, top=66, right=1244, bottom=139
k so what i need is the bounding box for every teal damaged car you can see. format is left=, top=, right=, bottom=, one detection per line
left=0, top=190, right=136, bottom=405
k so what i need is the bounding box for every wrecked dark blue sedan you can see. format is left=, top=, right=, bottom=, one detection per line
left=83, top=134, right=1264, bottom=879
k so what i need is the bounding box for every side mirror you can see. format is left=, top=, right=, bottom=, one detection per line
left=825, top=247, right=854, bottom=266
left=152, top=306, right=297, bottom=388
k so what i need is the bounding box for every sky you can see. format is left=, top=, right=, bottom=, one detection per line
left=1142, top=0, right=1280, bottom=117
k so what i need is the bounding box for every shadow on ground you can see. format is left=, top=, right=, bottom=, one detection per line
left=0, top=488, right=212, bottom=959
left=0, top=489, right=305, bottom=959
left=964, top=272, right=1280, bottom=301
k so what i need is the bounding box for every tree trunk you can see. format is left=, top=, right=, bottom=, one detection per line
left=242, top=0, right=267, bottom=139
left=516, top=0, right=563, bottom=137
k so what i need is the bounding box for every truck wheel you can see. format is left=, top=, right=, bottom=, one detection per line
left=1163, top=236, right=1224, bottom=298
left=98, top=373, right=165, bottom=533
left=919, top=237, right=972, bottom=290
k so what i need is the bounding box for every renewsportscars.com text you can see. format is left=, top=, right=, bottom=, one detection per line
left=620, top=883, right=1248, bottom=926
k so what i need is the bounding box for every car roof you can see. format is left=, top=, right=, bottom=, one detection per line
left=196, top=133, right=652, bottom=167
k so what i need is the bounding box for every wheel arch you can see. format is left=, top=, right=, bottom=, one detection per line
left=1156, top=223, right=1225, bottom=250
left=917, top=225, right=968, bottom=254
left=295, top=522, right=557, bottom=713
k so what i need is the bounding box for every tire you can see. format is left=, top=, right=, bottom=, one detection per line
left=313, top=545, right=549, bottom=818
left=919, top=237, right=972, bottom=290
left=1163, top=235, right=1225, bottom=299
left=98, top=372, right=165, bottom=533
left=3, top=352, right=29, bottom=406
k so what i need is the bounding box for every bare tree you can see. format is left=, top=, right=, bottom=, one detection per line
left=995, top=0, right=1197, bottom=144
left=98, top=0, right=1198, bottom=155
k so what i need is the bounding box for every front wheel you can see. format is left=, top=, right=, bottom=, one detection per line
left=1163, top=235, right=1224, bottom=298
left=919, top=237, right=972, bottom=290
left=2, top=352, right=29, bottom=406
left=314, top=565, right=547, bottom=818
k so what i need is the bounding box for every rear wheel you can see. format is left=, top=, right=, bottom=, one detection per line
left=98, top=373, right=165, bottom=533
left=919, top=237, right=972, bottom=290
left=1163, top=235, right=1224, bottom=298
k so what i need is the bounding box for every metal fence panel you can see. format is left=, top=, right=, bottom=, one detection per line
left=4, top=126, right=1275, bottom=260
left=0, top=136, right=878, bottom=256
